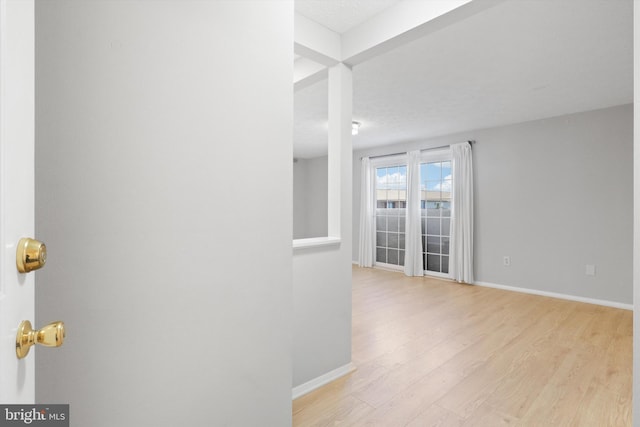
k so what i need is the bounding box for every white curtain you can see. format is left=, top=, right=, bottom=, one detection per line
left=404, top=150, right=423, bottom=276
left=449, top=142, right=474, bottom=283
left=358, top=157, right=374, bottom=267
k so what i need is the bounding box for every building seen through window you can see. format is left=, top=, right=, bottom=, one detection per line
left=374, top=161, right=452, bottom=275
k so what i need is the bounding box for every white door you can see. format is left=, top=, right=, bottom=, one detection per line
left=0, top=0, right=36, bottom=403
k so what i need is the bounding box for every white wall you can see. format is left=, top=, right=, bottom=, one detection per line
left=293, top=166, right=353, bottom=389
left=633, top=2, right=639, bottom=422
left=293, top=156, right=328, bottom=239
left=293, top=245, right=352, bottom=388
left=354, top=105, right=633, bottom=306
left=293, top=66, right=352, bottom=389
left=293, top=159, right=309, bottom=239
left=35, top=1, right=293, bottom=426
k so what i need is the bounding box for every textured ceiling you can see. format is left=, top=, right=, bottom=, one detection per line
left=293, top=0, right=633, bottom=159
left=295, top=0, right=402, bottom=33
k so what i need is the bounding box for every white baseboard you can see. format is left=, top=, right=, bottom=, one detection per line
left=292, top=362, right=357, bottom=400
left=474, top=280, right=633, bottom=311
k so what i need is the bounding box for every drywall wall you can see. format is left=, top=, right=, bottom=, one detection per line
left=293, top=156, right=328, bottom=239
left=293, top=244, right=353, bottom=388
left=294, top=159, right=309, bottom=238
left=353, top=104, right=632, bottom=305
left=633, top=5, right=639, bottom=422
left=293, top=66, right=353, bottom=389
left=35, top=1, right=293, bottom=426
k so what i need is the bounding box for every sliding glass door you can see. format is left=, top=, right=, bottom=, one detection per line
left=372, top=152, right=452, bottom=277
left=374, top=163, right=407, bottom=269
left=420, top=160, right=451, bottom=276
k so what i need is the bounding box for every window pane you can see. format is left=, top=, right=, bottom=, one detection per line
left=425, top=162, right=441, bottom=181
left=442, top=256, right=449, bottom=274
left=399, top=233, right=405, bottom=250
left=375, top=163, right=407, bottom=268
left=388, top=216, right=399, bottom=232
left=389, top=167, right=399, bottom=184
left=442, top=161, right=452, bottom=178
left=442, top=218, right=450, bottom=236
left=442, top=237, right=450, bottom=255
left=377, top=168, right=388, bottom=189
left=388, top=249, right=399, bottom=265
left=398, top=166, right=407, bottom=186
left=388, top=232, right=399, bottom=249
left=425, top=181, right=441, bottom=192
left=426, top=254, right=440, bottom=272
left=427, top=218, right=440, bottom=235
left=420, top=160, right=452, bottom=274
left=442, top=178, right=452, bottom=194
left=427, top=236, right=441, bottom=254
left=377, top=189, right=387, bottom=204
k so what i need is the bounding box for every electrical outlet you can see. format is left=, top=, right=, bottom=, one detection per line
left=586, top=264, right=596, bottom=276
left=503, top=256, right=511, bottom=266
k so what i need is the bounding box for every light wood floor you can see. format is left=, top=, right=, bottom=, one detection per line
left=293, top=266, right=632, bottom=426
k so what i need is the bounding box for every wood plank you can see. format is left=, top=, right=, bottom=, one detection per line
left=293, top=395, right=374, bottom=427
left=292, top=267, right=632, bottom=426
left=406, top=404, right=464, bottom=427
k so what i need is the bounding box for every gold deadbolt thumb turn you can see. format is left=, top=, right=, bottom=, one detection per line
left=16, top=238, right=47, bottom=273
left=16, top=320, right=65, bottom=359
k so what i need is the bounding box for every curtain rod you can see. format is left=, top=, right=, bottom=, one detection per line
left=362, top=140, right=475, bottom=161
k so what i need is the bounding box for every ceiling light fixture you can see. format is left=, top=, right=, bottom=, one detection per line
left=352, top=121, right=361, bottom=136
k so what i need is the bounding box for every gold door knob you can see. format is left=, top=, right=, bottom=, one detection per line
left=16, top=320, right=65, bottom=359
left=16, top=238, right=47, bottom=273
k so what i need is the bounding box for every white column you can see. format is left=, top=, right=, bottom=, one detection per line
left=327, top=63, right=352, bottom=238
